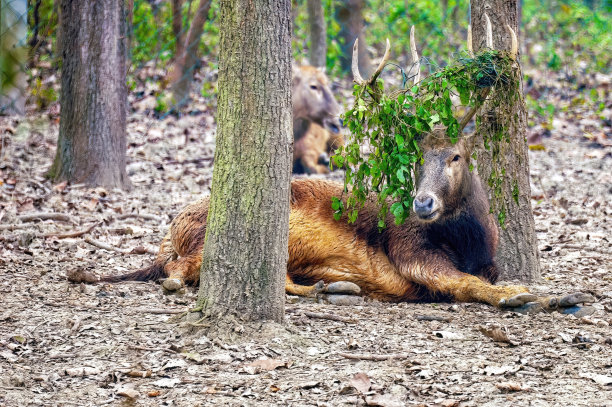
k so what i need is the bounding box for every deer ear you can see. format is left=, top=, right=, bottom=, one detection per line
left=292, top=64, right=301, bottom=82
left=316, top=66, right=326, bottom=74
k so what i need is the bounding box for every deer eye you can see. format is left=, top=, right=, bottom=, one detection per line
left=452, top=154, right=460, bottom=162
left=310, top=85, right=318, bottom=90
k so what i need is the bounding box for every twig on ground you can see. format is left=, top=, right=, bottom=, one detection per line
left=44, top=222, right=101, bottom=239
left=132, top=308, right=187, bottom=315
left=0, top=224, right=31, bottom=231
left=338, top=352, right=411, bottom=361
left=303, top=311, right=358, bottom=324
left=84, top=237, right=153, bottom=255
left=84, top=237, right=131, bottom=254
left=116, top=213, right=161, bottom=222
left=128, top=344, right=177, bottom=354
left=18, top=213, right=73, bottom=223
left=415, top=314, right=453, bottom=322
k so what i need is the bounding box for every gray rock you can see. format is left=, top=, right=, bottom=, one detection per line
left=325, top=281, right=361, bottom=295
left=324, top=294, right=364, bottom=306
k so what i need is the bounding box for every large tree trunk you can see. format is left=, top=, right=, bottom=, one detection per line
left=196, top=0, right=292, bottom=322
left=335, top=0, right=370, bottom=75
left=170, top=0, right=212, bottom=109
left=471, top=1, right=539, bottom=282
left=49, top=0, right=131, bottom=190
left=306, top=0, right=326, bottom=68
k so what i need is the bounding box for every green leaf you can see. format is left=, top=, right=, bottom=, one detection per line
left=390, top=202, right=404, bottom=218
left=396, top=168, right=405, bottom=183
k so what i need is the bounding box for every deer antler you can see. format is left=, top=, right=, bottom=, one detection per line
left=484, top=13, right=493, bottom=48
left=458, top=21, right=519, bottom=132
left=410, top=26, right=421, bottom=84
left=467, top=24, right=474, bottom=58
left=352, top=38, right=391, bottom=87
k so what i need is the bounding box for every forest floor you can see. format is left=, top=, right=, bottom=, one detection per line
left=0, top=69, right=611, bottom=406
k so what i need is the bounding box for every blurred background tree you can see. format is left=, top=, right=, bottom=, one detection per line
left=1, top=0, right=27, bottom=115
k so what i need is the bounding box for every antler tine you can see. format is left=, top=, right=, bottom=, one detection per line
left=370, top=38, right=391, bottom=83
left=506, top=24, right=518, bottom=60
left=467, top=24, right=474, bottom=57
left=352, top=38, right=366, bottom=85
left=484, top=13, right=493, bottom=48
left=410, top=26, right=420, bottom=84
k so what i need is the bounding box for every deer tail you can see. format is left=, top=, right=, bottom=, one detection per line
left=100, top=231, right=175, bottom=283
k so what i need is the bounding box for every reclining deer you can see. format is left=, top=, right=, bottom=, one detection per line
left=73, top=19, right=591, bottom=312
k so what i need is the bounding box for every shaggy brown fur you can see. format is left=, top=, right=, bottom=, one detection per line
left=98, top=139, right=533, bottom=308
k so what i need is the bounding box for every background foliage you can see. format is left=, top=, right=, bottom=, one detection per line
left=1, top=0, right=610, bottom=115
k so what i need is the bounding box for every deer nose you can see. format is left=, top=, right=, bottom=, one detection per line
left=413, top=194, right=434, bottom=216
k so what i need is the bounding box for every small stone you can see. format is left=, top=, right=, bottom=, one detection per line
left=563, top=306, right=596, bottom=318
left=162, top=278, right=184, bottom=292
left=325, top=281, right=361, bottom=295
left=324, top=294, right=363, bottom=306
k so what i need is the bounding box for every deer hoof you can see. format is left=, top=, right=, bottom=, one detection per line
left=162, top=278, right=184, bottom=292
left=558, top=292, right=596, bottom=308
left=499, top=293, right=538, bottom=308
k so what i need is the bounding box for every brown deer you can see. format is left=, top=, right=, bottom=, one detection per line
left=73, top=20, right=590, bottom=312
left=292, top=65, right=344, bottom=174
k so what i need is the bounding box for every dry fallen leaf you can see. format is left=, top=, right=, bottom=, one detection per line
left=117, top=386, right=140, bottom=398
left=496, top=381, right=529, bottom=392
left=246, top=358, right=287, bottom=372
left=151, top=377, right=180, bottom=388
left=478, top=325, right=520, bottom=346
left=350, top=372, right=371, bottom=394
left=579, top=372, right=612, bottom=386
left=365, top=393, right=404, bottom=407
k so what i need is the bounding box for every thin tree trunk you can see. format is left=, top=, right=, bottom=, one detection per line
left=196, top=0, right=292, bottom=322
left=50, top=0, right=131, bottom=190
left=171, top=0, right=212, bottom=108
left=28, top=0, right=41, bottom=48
left=172, top=0, right=184, bottom=59
left=307, top=0, right=326, bottom=68
left=471, top=0, right=539, bottom=282
left=335, top=0, right=370, bottom=75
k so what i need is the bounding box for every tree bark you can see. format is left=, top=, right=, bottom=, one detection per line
left=50, top=0, right=131, bottom=190
left=307, top=0, right=326, bottom=68
left=172, top=0, right=184, bottom=60
left=196, top=0, right=292, bottom=323
left=170, top=0, right=212, bottom=108
left=335, top=0, right=370, bottom=75
left=471, top=0, right=539, bottom=282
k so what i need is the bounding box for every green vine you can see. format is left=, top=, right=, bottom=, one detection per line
left=331, top=50, right=519, bottom=227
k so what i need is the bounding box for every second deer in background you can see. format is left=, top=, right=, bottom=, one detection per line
left=292, top=65, right=345, bottom=174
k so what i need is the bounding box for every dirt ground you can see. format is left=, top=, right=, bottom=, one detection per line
left=1, top=72, right=611, bottom=406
